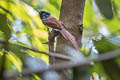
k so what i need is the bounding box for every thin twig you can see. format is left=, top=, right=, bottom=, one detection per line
left=0, top=40, right=72, bottom=60
left=19, top=45, right=72, bottom=60
left=4, top=49, right=120, bottom=79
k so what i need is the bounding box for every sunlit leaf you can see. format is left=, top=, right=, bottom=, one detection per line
left=34, top=29, right=48, bottom=40
left=6, top=52, right=22, bottom=72
left=22, top=0, right=46, bottom=9
left=8, top=42, right=49, bottom=64
left=114, top=0, right=120, bottom=12
left=26, top=47, right=49, bottom=64
left=103, top=17, right=120, bottom=33
left=33, top=74, right=41, bottom=80
left=112, top=0, right=118, bottom=16
left=83, top=0, right=95, bottom=27
left=90, top=63, right=106, bottom=75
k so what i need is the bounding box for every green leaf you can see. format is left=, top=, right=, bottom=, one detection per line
left=49, top=0, right=61, bottom=10
left=101, top=59, right=120, bottom=80
left=94, top=38, right=120, bottom=53
left=103, top=17, right=120, bottom=33
left=112, top=0, right=118, bottom=16
left=0, top=6, right=15, bottom=19
left=95, top=0, right=113, bottom=19
left=6, top=52, right=22, bottom=72
left=0, top=13, right=11, bottom=39
left=94, top=37, right=120, bottom=80
left=73, top=66, right=90, bottom=80
left=90, top=63, right=105, bottom=75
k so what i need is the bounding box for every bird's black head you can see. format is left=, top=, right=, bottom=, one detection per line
left=38, top=11, right=50, bottom=19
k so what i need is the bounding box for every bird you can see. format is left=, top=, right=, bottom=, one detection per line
left=38, top=11, right=80, bottom=50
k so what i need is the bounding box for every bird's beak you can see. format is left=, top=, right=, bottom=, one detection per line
left=37, top=10, right=41, bottom=14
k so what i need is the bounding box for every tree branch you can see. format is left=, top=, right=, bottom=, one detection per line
left=4, top=49, right=120, bottom=79
left=0, top=40, right=72, bottom=60
left=57, top=0, right=85, bottom=79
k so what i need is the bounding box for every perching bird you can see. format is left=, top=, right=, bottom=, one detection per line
left=38, top=11, right=80, bottom=50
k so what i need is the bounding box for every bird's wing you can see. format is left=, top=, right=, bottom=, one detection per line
left=43, top=16, right=80, bottom=50
left=43, top=16, right=61, bottom=29
left=59, top=29, right=80, bottom=50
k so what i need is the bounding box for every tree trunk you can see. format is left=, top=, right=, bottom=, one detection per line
left=55, top=0, right=87, bottom=80
left=56, top=0, right=84, bottom=53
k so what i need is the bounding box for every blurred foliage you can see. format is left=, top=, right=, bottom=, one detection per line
left=95, top=0, right=113, bottom=19
left=0, top=0, right=120, bottom=80
left=83, top=0, right=120, bottom=80
left=0, top=0, right=61, bottom=79
left=93, top=37, right=120, bottom=80
left=0, top=13, right=12, bottom=39
left=94, top=37, right=120, bottom=53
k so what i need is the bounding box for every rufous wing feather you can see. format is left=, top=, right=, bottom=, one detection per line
left=58, top=28, right=80, bottom=50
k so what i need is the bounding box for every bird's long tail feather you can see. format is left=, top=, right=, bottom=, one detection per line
left=58, top=28, right=80, bottom=50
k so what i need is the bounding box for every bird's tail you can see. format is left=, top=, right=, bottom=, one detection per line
left=58, top=28, right=80, bottom=50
